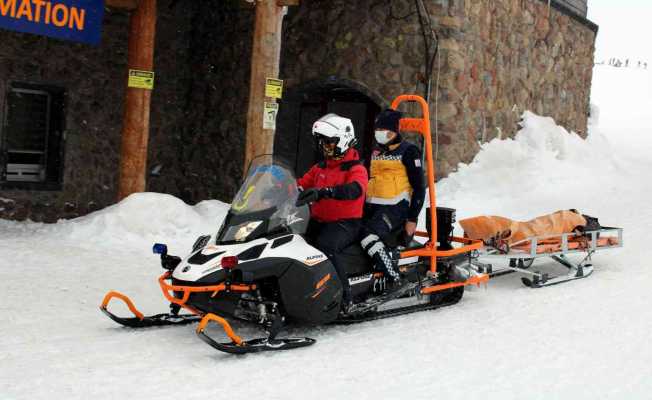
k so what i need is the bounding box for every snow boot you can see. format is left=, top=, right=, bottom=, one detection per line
left=361, top=234, right=401, bottom=282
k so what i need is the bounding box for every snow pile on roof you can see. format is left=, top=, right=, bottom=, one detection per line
left=27, top=193, right=229, bottom=253
left=436, top=110, right=624, bottom=223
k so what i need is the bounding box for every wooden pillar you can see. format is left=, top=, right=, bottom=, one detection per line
left=243, top=0, right=287, bottom=173
left=117, top=0, right=157, bottom=201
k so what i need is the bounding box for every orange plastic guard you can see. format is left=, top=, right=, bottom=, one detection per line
left=157, top=272, right=254, bottom=306
left=100, top=291, right=145, bottom=320
left=197, top=313, right=243, bottom=345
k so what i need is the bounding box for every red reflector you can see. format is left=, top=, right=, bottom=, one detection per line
left=221, top=256, right=239, bottom=269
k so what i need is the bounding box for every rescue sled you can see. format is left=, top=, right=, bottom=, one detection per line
left=99, top=94, right=488, bottom=355
left=471, top=226, right=623, bottom=288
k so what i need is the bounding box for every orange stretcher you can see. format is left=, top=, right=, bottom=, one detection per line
left=464, top=215, right=623, bottom=288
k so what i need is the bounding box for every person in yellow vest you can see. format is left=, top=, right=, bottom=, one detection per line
left=360, top=108, right=425, bottom=288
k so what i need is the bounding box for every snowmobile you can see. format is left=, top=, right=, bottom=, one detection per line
left=100, top=95, right=488, bottom=354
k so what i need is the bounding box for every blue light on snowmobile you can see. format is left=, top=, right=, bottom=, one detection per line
left=153, top=243, right=168, bottom=255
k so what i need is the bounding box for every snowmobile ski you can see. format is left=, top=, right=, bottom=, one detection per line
left=520, top=254, right=594, bottom=288
left=197, top=334, right=316, bottom=354
left=100, top=290, right=201, bottom=328
left=521, top=264, right=594, bottom=288
left=196, top=313, right=316, bottom=355
left=100, top=308, right=201, bottom=328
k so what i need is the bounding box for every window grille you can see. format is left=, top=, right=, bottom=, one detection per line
left=1, top=83, right=65, bottom=189
left=5, top=89, right=51, bottom=182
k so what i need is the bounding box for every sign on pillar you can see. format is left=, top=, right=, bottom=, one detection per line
left=263, top=102, right=279, bottom=130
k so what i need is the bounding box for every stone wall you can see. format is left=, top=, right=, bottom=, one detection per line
left=281, top=0, right=596, bottom=178
left=281, top=0, right=427, bottom=115
left=0, top=0, right=596, bottom=222
left=434, top=0, right=597, bottom=174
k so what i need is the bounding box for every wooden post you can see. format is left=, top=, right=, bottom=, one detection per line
left=117, top=0, right=157, bottom=201
left=243, top=0, right=287, bottom=174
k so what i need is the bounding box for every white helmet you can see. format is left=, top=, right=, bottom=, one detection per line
left=312, top=113, right=357, bottom=158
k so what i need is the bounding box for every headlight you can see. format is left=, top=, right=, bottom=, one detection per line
left=234, top=221, right=263, bottom=242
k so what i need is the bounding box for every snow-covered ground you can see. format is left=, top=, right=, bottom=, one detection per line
left=1, top=65, right=651, bottom=399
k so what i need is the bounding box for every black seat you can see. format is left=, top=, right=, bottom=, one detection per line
left=339, top=244, right=374, bottom=276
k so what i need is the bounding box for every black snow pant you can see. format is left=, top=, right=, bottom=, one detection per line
left=306, top=219, right=362, bottom=304
left=360, top=201, right=410, bottom=282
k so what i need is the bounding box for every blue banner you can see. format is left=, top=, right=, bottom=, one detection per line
left=0, top=0, right=103, bottom=45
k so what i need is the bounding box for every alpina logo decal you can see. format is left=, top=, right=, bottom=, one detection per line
left=305, top=254, right=325, bottom=266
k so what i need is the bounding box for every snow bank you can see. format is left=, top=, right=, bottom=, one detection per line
left=14, top=193, right=230, bottom=253
left=436, top=110, right=624, bottom=225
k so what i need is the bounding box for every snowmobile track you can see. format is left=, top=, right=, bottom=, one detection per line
left=334, top=297, right=461, bottom=325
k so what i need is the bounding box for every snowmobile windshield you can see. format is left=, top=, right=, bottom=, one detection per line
left=217, top=156, right=310, bottom=244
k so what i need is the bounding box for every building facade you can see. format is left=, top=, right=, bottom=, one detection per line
left=0, top=0, right=596, bottom=221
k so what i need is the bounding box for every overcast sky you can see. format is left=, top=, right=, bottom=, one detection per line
left=588, top=0, right=652, bottom=63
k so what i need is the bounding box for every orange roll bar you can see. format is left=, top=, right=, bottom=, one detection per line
left=101, top=291, right=145, bottom=320
left=391, top=95, right=438, bottom=273
left=391, top=95, right=484, bottom=277
left=197, top=313, right=244, bottom=346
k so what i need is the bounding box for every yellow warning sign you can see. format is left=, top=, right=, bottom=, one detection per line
left=128, top=69, right=155, bottom=90
left=263, top=102, right=279, bottom=130
left=265, top=78, right=283, bottom=99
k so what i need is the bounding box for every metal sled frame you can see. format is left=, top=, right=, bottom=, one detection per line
left=391, top=95, right=488, bottom=293
left=471, top=227, right=623, bottom=287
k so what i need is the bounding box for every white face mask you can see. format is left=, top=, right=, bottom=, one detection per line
left=375, top=130, right=392, bottom=145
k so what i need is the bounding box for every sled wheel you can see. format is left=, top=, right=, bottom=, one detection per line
left=510, top=258, right=534, bottom=269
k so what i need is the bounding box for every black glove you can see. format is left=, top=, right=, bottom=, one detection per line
left=296, top=187, right=332, bottom=207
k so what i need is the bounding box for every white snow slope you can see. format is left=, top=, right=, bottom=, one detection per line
left=1, top=66, right=651, bottom=400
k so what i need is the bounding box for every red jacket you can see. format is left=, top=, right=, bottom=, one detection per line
left=297, top=149, right=368, bottom=223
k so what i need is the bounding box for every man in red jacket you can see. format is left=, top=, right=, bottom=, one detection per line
left=296, top=113, right=368, bottom=310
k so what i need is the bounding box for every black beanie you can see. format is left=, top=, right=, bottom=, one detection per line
left=375, top=109, right=403, bottom=133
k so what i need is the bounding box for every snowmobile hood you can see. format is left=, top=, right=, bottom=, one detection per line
left=172, top=235, right=328, bottom=282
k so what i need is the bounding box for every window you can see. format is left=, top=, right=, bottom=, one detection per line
left=1, top=82, right=66, bottom=190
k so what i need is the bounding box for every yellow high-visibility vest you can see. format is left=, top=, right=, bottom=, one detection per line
left=367, top=142, right=412, bottom=205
